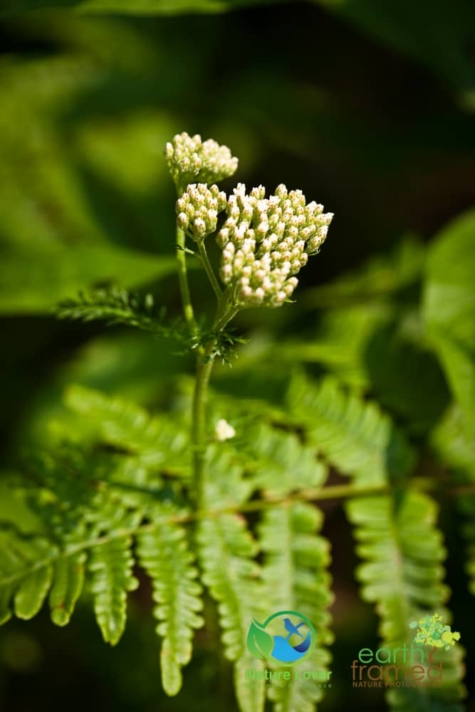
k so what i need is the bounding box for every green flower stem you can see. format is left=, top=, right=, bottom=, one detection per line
left=214, top=304, right=239, bottom=333
left=192, top=346, right=215, bottom=509
left=190, top=306, right=238, bottom=509
left=175, top=213, right=238, bottom=510
left=176, top=225, right=198, bottom=336
left=198, top=241, right=222, bottom=300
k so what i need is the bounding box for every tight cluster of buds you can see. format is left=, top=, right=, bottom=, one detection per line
left=216, top=183, right=333, bottom=307
left=165, top=132, right=238, bottom=188
left=176, top=184, right=226, bottom=242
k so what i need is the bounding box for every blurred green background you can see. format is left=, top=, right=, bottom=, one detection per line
left=0, top=1, right=474, bottom=710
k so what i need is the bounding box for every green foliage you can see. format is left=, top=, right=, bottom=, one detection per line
left=137, top=515, right=204, bottom=695
left=346, top=492, right=465, bottom=711
left=287, top=373, right=415, bottom=485
left=64, top=383, right=190, bottom=474
left=0, top=245, right=176, bottom=314
left=0, top=12, right=473, bottom=708
left=89, top=535, right=139, bottom=645
left=238, top=422, right=328, bottom=496
left=432, top=407, right=475, bottom=597
left=423, top=210, right=475, bottom=428
left=0, top=0, right=280, bottom=15
left=2, top=210, right=473, bottom=710
left=259, top=502, right=333, bottom=712
left=49, top=552, right=86, bottom=626
left=57, top=288, right=174, bottom=334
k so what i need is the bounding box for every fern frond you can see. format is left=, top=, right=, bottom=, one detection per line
left=432, top=405, right=475, bottom=596
left=89, top=535, right=138, bottom=645
left=432, top=406, right=475, bottom=481
left=56, top=288, right=184, bottom=338
left=258, top=502, right=333, bottom=712
left=137, top=511, right=204, bottom=696
left=198, top=512, right=264, bottom=712
left=49, top=552, right=86, bottom=626
left=239, top=422, right=328, bottom=496
left=198, top=448, right=264, bottom=712
left=64, top=384, right=190, bottom=475
left=287, top=373, right=415, bottom=485
left=346, top=491, right=465, bottom=711
left=0, top=531, right=57, bottom=624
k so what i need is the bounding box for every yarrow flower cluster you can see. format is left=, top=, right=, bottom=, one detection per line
left=176, top=184, right=226, bottom=242
left=216, top=183, right=333, bottom=307
left=165, top=132, right=238, bottom=188
left=166, top=132, right=333, bottom=310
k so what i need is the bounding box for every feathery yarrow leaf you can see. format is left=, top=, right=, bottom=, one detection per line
left=56, top=288, right=184, bottom=337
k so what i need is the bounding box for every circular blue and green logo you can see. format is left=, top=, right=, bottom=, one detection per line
left=247, top=611, right=316, bottom=665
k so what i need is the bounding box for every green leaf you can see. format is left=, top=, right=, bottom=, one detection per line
left=432, top=405, right=475, bottom=482
left=432, top=406, right=475, bottom=597
left=198, top=511, right=264, bottom=712
left=137, top=512, right=204, bottom=696
left=56, top=288, right=182, bottom=337
left=198, top=451, right=263, bottom=711
left=49, top=553, right=86, bottom=626
left=259, top=502, right=333, bottom=712
left=346, top=491, right=465, bottom=710
left=423, top=210, right=475, bottom=429
left=246, top=619, right=274, bottom=659
left=304, top=236, right=426, bottom=308
left=0, top=0, right=280, bottom=15
left=365, top=321, right=450, bottom=434
left=64, top=384, right=189, bottom=475
left=14, top=564, right=54, bottom=620
left=238, top=422, right=328, bottom=496
left=234, top=655, right=266, bottom=712
left=287, top=373, right=415, bottom=485
left=88, top=535, right=138, bottom=645
left=0, top=535, right=58, bottom=622
left=0, top=245, right=176, bottom=314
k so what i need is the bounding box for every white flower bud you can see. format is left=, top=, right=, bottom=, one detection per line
left=214, top=180, right=332, bottom=307
left=215, top=419, right=236, bottom=441
left=165, top=132, right=238, bottom=187
left=177, top=212, right=188, bottom=230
